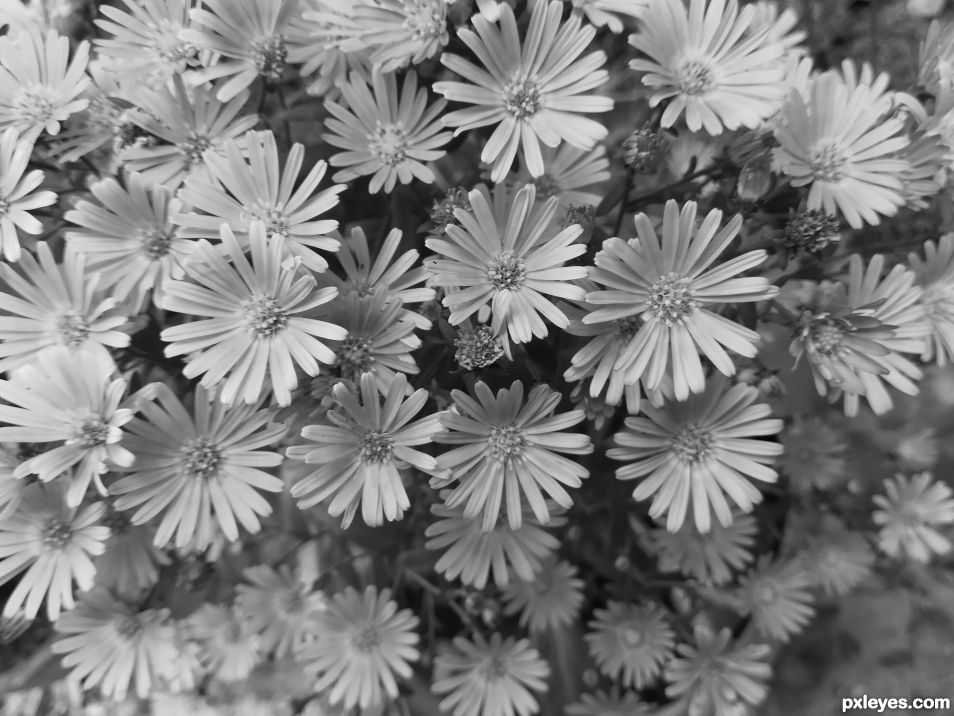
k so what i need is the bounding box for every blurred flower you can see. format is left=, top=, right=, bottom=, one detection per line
left=0, top=483, right=108, bottom=619
left=0, top=128, right=56, bottom=262
left=873, top=472, right=954, bottom=562
left=351, top=0, right=448, bottom=73
left=797, top=530, right=874, bottom=597
left=287, top=0, right=371, bottom=98
left=909, top=233, right=954, bottom=366
left=568, top=0, right=647, bottom=33
left=908, top=0, right=946, bottom=18
left=432, top=632, right=550, bottom=716
left=0, top=28, right=90, bottom=142
left=501, top=559, right=584, bottom=633
left=779, top=416, right=848, bottom=492
left=894, top=427, right=941, bottom=471
left=188, top=604, right=261, bottom=682
left=434, top=379, right=591, bottom=530
left=514, top=143, right=611, bottom=212
left=609, top=380, right=783, bottom=533
left=650, top=512, right=757, bottom=585
left=159, top=223, right=345, bottom=406
left=236, top=564, right=325, bottom=658
left=736, top=558, right=815, bottom=642
left=585, top=601, right=675, bottom=689
left=0, top=445, right=26, bottom=521
left=565, top=688, right=654, bottom=716
left=665, top=624, right=772, bottom=716
left=111, top=383, right=285, bottom=551
left=324, top=70, right=450, bottom=193
left=748, top=0, right=807, bottom=55
left=434, top=0, right=612, bottom=182
left=584, top=200, right=777, bottom=400
left=94, top=509, right=170, bottom=598
left=287, top=373, right=441, bottom=527
left=302, top=586, right=419, bottom=711
left=629, top=0, right=785, bottom=135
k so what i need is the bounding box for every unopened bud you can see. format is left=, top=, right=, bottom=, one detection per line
left=783, top=209, right=841, bottom=253
left=454, top=325, right=503, bottom=370
left=736, top=158, right=773, bottom=201
left=620, top=125, right=665, bottom=173
left=428, top=187, right=471, bottom=236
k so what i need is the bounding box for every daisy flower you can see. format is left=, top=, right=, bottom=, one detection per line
left=608, top=379, right=783, bottom=533
left=184, top=0, right=299, bottom=101
left=236, top=564, right=326, bottom=658
left=425, top=183, right=588, bottom=349
left=736, top=558, right=815, bottom=642
left=52, top=589, right=179, bottom=700
left=0, top=28, right=90, bottom=142
left=93, top=510, right=170, bottom=599
left=583, top=200, right=778, bottom=400
left=64, top=172, right=194, bottom=307
left=628, top=0, right=786, bottom=135
left=176, top=130, right=346, bottom=274
left=425, top=496, right=563, bottom=589
left=432, top=632, right=550, bottom=716
left=302, top=586, right=419, bottom=711
left=119, top=76, right=258, bottom=188
left=0, top=347, right=137, bottom=507
left=797, top=529, right=874, bottom=597
left=158, top=223, right=346, bottom=407
left=501, top=559, right=585, bottom=633
left=0, top=483, right=108, bottom=620
left=434, top=379, right=592, bottom=531
left=188, top=604, right=261, bottom=682
left=0, top=128, right=56, bottom=262
left=323, top=70, right=451, bottom=193
left=585, top=601, right=675, bottom=690
left=566, top=689, right=654, bottom=716
left=664, top=624, right=772, bottom=716
left=872, top=472, right=954, bottom=563
left=778, top=416, right=847, bottom=492
left=109, top=383, right=285, bottom=552
left=909, top=233, right=954, bottom=366
left=514, top=143, right=611, bottom=212
left=569, top=0, right=647, bottom=33
left=433, top=0, right=613, bottom=183
left=351, top=0, right=448, bottom=73
left=650, top=512, right=757, bottom=585
left=773, top=70, right=910, bottom=229
left=286, top=373, right=441, bottom=527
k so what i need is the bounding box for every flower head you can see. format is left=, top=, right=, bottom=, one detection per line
left=872, top=472, right=954, bottom=562
left=352, top=0, right=448, bottom=72
left=188, top=603, right=261, bottom=682
left=909, top=233, right=954, bottom=366
left=796, top=529, right=874, bottom=597
left=0, top=128, right=56, bottom=262
left=514, top=143, right=611, bottom=213
left=736, top=558, right=815, bottom=642
left=501, top=559, right=584, bottom=633
left=93, top=509, right=169, bottom=599
left=585, top=601, right=675, bottom=689
left=650, top=512, right=757, bottom=585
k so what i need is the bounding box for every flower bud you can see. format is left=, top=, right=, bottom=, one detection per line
left=620, top=125, right=666, bottom=173
left=736, top=158, right=773, bottom=201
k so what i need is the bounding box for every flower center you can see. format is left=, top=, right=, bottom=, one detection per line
left=503, top=75, right=542, bottom=119
left=753, top=582, right=778, bottom=605
left=336, top=334, right=374, bottom=377
left=808, top=142, right=847, bottom=182
left=180, top=132, right=212, bottom=167
left=72, top=416, right=110, bottom=448
left=242, top=294, right=288, bottom=337
left=359, top=431, right=394, bottom=464
left=810, top=322, right=845, bottom=357
left=103, top=509, right=132, bottom=534
left=615, top=315, right=643, bottom=341
left=11, top=84, right=57, bottom=125
left=619, top=625, right=645, bottom=649
left=247, top=206, right=289, bottom=239
left=353, top=625, right=381, bottom=652
left=251, top=35, right=288, bottom=80
left=531, top=174, right=562, bottom=198
left=56, top=310, right=91, bottom=347
left=116, top=614, right=145, bottom=639
left=676, top=58, right=716, bottom=96
left=478, top=655, right=508, bottom=681
left=403, top=0, right=446, bottom=42
left=649, top=272, right=696, bottom=324
left=152, top=21, right=195, bottom=65
left=138, top=227, right=175, bottom=259
left=279, top=586, right=308, bottom=614
left=42, top=518, right=72, bottom=550
left=488, top=424, right=527, bottom=461
left=370, top=122, right=409, bottom=167
left=671, top=424, right=713, bottom=463
left=182, top=437, right=222, bottom=480
left=486, top=250, right=527, bottom=291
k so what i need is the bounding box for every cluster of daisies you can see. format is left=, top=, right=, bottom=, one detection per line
left=0, top=0, right=954, bottom=714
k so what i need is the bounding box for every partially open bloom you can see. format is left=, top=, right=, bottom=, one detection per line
left=514, top=143, right=611, bottom=212
left=324, top=70, right=451, bottom=193
left=609, top=380, right=783, bottom=533
left=0, top=128, right=56, bottom=262
left=434, top=380, right=591, bottom=530
left=432, top=632, right=550, bottom=716
left=650, top=512, right=757, bottom=585
left=584, top=200, right=778, bottom=400
left=736, top=558, right=815, bottom=642
left=628, top=0, right=786, bottom=135
left=501, top=559, right=585, bottom=633
left=159, top=223, right=346, bottom=406
left=302, top=586, right=419, bottom=711
left=873, top=472, right=954, bottom=562
left=350, top=0, right=448, bottom=73
left=110, top=383, right=285, bottom=551
left=0, top=484, right=108, bottom=620
left=434, top=0, right=612, bottom=182
left=585, top=601, right=675, bottom=689
left=909, top=233, right=954, bottom=366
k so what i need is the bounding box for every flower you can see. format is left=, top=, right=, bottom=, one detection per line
left=188, top=604, right=261, bottom=682
left=184, top=0, right=299, bottom=101
left=302, top=586, right=419, bottom=711
left=514, top=143, right=611, bottom=212
left=0, top=445, right=25, bottom=520
left=628, top=0, right=786, bottom=135
left=0, top=28, right=90, bottom=142
left=64, top=171, right=194, bottom=307
left=176, top=130, right=345, bottom=274
left=434, top=0, right=612, bottom=182
left=434, top=379, right=591, bottom=530
left=425, top=183, right=588, bottom=349
left=110, top=383, right=285, bottom=551
left=454, top=323, right=504, bottom=371
left=566, top=689, right=654, bottom=716
left=909, top=233, right=954, bottom=366
left=0, top=347, right=137, bottom=507
left=287, top=373, right=441, bottom=527
left=585, top=601, right=675, bottom=689
left=0, top=483, right=108, bottom=619
left=583, top=200, right=778, bottom=400
left=664, top=624, right=772, bottom=716
left=432, top=632, right=550, bottom=716
left=872, top=472, right=954, bottom=562
left=425, top=496, right=563, bottom=589
left=501, top=559, right=585, bottom=633
left=323, top=70, right=450, bottom=193
left=650, top=512, right=757, bottom=585
left=610, top=378, right=782, bottom=533
left=93, top=509, right=169, bottom=598
left=0, top=128, right=56, bottom=262
left=797, top=529, right=874, bottom=597
left=119, top=76, right=258, bottom=188
left=569, top=0, right=647, bottom=33
left=351, top=0, right=448, bottom=73
left=773, top=70, right=910, bottom=229
left=736, top=558, right=815, bottom=642
left=236, top=564, right=326, bottom=658
left=52, top=589, right=179, bottom=700
left=159, top=223, right=346, bottom=407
